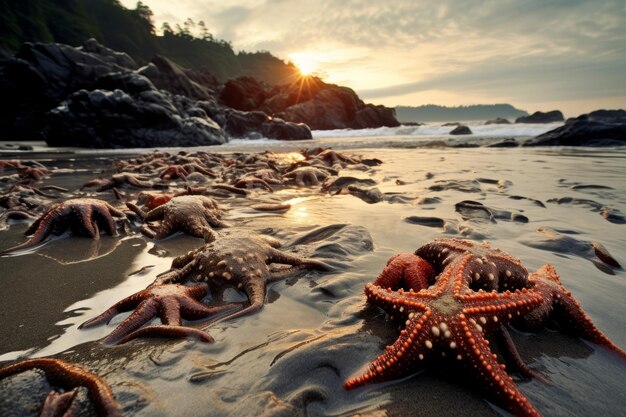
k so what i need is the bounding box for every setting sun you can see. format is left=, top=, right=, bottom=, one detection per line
left=289, top=52, right=318, bottom=76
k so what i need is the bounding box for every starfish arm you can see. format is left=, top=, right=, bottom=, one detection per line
left=460, top=321, right=541, bottom=417
left=152, top=218, right=175, bottom=239
left=144, top=205, right=165, bottom=221
left=125, top=202, right=147, bottom=219
left=345, top=312, right=433, bottom=389
left=552, top=288, right=626, bottom=358
left=104, top=202, right=126, bottom=218
left=23, top=216, right=44, bottom=236
left=41, top=389, right=79, bottom=417
left=92, top=205, right=118, bottom=236
left=213, top=278, right=266, bottom=323
left=266, top=248, right=331, bottom=271
left=171, top=249, right=202, bottom=269
left=101, top=300, right=158, bottom=344
left=79, top=289, right=152, bottom=329
left=0, top=358, right=122, bottom=417
left=76, top=205, right=99, bottom=239
left=495, top=326, right=548, bottom=383
left=125, top=175, right=153, bottom=187
left=161, top=298, right=183, bottom=326
left=178, top=297, right=237, bottom=320
left=116, top=325, right=214, bottom=344
left=182, top=217, right=212, bottom=239
left=203, top=210, right=227, bottom=228
left=364, top=283, right=429, bottom=316
left=373, top=253, right=435, bottom=291
left=0, top=207, right=72, bottom=254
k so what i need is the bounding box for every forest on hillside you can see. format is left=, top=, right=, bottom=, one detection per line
left=0, top=0, right=299, bottom=85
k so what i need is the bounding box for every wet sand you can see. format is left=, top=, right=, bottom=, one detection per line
left=1, top=145, right=626, bottom=416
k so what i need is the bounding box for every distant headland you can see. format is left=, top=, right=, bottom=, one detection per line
left=395, top=104, right=528, bottom=122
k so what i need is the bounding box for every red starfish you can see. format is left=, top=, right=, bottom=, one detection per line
left=415, top=238, right=530, bottom=292
left=372, top=252, right=435, bottom=291
left=0, top=358, right=121, bottom=417
left=516, top=264, right=626, bottom=359
left=345, top=253, right=544, bottom=417
left=80, top=283, right=239, bottom=344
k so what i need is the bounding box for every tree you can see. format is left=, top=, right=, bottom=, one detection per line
left=134, top=1, right=154, bottom=34
left=197, top=20, right=213, bottom=41
left=161, top=21, right=173, bottom=34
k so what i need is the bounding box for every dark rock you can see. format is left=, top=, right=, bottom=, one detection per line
left=442, top=122, right=461, bottom=126
left=219, top=76, right=399, bottom=130
left=515, top=110, right=564, bottom=123
left=0, top=39, right=136, bottom=140
left=219, top=76, right=268, bottom=111
left=402, top=121, right=423, bottom=126
left=138, top=55, right=215, bottom=101
left=523, top=109, right=626, bottom=147
left=485, top=117, right=510, bottom=125
left=223, top=110, right=311, bottom=140
left=43, top=88, right=226, bottom=148
left=449, top=125, right=472, bottom=135
left=486, top=138, right=519, bottom=147
left=404, top=216, right=446, bottom=228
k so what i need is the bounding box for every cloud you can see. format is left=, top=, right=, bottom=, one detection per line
left=124, top=0, right=626, bottom=113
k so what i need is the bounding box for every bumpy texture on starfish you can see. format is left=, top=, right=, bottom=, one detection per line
left=155, top=232, right=331, bottom=323
left=137, top=195, right=226, bottom=240
left=345, top=253, right=544, bottom=417
left=516, top=264, right=626, bottom=359
left=415, top=238, right=530, bottom=292
left=0, top=358, right=121, bottom=417
left=80, top=283, right=238, bottom=344
left=0, top=198, right=126, bottom=255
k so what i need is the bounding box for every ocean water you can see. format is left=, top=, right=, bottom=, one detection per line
left=1, top=130, right=625, bottom=417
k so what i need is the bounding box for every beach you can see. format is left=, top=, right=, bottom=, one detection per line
left=1, top=138, right=626, bottom=416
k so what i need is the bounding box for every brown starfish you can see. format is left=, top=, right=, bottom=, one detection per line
left=0, top=198, right=126, bottom=255
left=154, top=232, right=331, bottom=322
left=129, top=195, right=226, bottom=240
left=0, top=358, right=121, bottom=417
left=81, top=173, right=153, bottom=191
left=80, top=283, right=238, bottom=344
left=284, top=166, right=333, bottom=186
left=345, top=253, right=544, bottom=417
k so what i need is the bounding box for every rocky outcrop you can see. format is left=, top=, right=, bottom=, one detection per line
left=449, top=125, right=472, bottom=135
left=43, top=85, right=227, bottom=148
left=485, top=117, right=511, bottom=125
left=0, top=39, right=137, bottom=139
left=523, top=109, right=626, bottom=147
left=218, top=76, right=400, bottom=130
left=223, top=110, right=311, bottom=140
left=0, top=39, right=314, bottom=146
left=138, top=55, right=215, bottom=101
left=515, top=110, right=564, bottom=124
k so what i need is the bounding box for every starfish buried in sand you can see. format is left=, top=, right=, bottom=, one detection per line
left=0, top=358, right=121, bottom=417
left=345, top=252, right=544, bottom=417
left=128, top=195, right=226, bottom=240
left=0, top=198, right=126, bottom=255
left=80, top=283, right=239, bottom=344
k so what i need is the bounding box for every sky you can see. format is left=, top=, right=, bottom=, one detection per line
left=120, top=0, right=626, bottom=116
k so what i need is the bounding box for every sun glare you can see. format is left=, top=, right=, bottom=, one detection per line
left=290, top=52, right=318, bottom=76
